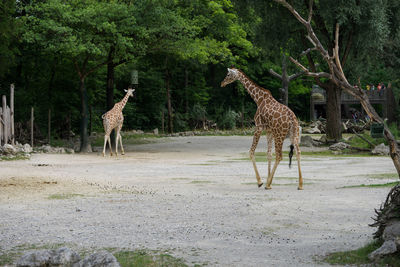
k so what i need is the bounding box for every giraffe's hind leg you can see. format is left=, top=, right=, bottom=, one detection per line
left=103, top=135, right=108, bottom=157
left=116, top=125, right=124, bottom=155
left=265, top=137, right=283, bottom=190
left=295, top=143, right=303, bottom=190
left=250, top=127, right=263, bottom=187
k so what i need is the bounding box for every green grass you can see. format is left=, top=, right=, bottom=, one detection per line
left=114, top=250, right=188, bottom=267
left=0, top=154, right=30, bottom=161
left=366, top=173, right=398, bottom=179
left=323, top=240, right=400, bottom=266
left=338, top=182, right=399, bottom=189
left=48, top=193, right=84, bottom=199
left=190, top=180, right=213, bottom=184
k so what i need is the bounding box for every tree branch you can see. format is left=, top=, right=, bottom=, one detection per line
left=268, top=69, right=283, bottom=79
left=307, top=0, right=313, bottom=23
left=289, top=56, right=331, bottom=79
left=334, top=23, right=349, bottom=84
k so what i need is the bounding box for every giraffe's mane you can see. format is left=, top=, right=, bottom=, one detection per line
left=236, top=69, right=272, bottom=95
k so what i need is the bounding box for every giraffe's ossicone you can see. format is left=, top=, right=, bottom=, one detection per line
left=102, top=88, right=135, bottom=157
left=221, top=67, right=303, bottom=190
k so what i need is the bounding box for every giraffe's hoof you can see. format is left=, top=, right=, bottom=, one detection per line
left=265, top=186, right=272, bottom=190
left=258, top=183, right=263, bottom=188
left=298, top=186, right=304, bottom=190
left=122, top=152, right=125, bottom=155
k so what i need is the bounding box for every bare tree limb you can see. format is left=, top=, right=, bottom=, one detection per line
left=307, top=0, right=313, bottom=23
left=334, top=23, right=349, bottom=84
left=268, top=69, right=282, bottom=79
left=289, top=56, right=331, bottom=79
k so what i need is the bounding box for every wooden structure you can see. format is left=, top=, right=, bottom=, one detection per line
left=0, top=84, right=15, bottom=146
left=310, top=85, right=396, bottom=122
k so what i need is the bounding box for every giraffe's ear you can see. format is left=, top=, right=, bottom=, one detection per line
left=124, top=89, right=128, bottom=92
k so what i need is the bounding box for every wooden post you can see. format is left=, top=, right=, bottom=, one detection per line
left=10, top=84, right=14, bottom=145
left=48, top=109, right=51, bottom=144
left=0, top=107, right=2, bottom=146
left=31, top=107, right=34, bottom=148
left=161, top=110, right=165, bottom=134
left=2, top=95, right=7, bottom=144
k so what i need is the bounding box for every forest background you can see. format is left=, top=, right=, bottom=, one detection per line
left=1, top=0, right=400, bottom=152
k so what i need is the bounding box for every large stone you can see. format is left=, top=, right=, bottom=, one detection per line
left=16, top=250, right=53, bottom=267
left=300, top=135, right=314, bottom=147
left=303, top=126, right=321, bottom=134
left=74, top=251, right=120, bottom=267
left=329, top=142, right=349, bottom=151
left=16, top=247, right=81, bottom=267
left=2, top=144, right=17, bottom=155
left=372, top=143, right=390, bottom=156
left=368, top=240, right=397, bottom=260
left=23, top=144, right=33, bottom=153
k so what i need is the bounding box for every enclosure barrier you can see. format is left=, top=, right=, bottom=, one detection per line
left=0, top=84, right=15, bottom=146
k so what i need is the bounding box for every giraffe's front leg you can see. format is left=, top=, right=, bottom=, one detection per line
left=250, top=127, right=263, bottom=188
left=266, top=134, right=273, bottom=179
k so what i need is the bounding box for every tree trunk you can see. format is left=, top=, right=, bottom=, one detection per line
left=324, top=82, right=342, bottom=141
left=79, top=78, right=92, bottom=152
left=106, top=61, right=116, bottom=147
left=185, top=67, right=189, bottom=114
left=165, top=68, right=173, bottom=133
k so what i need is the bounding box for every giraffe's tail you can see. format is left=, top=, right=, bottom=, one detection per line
left=289, top=144, right=294, bottom=168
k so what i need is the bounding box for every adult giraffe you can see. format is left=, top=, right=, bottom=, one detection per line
left=221, top=67, right=303, bottom=190
left=102, top=88, right=135, bottom=157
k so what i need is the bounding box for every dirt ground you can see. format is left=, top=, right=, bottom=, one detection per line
left=0, top=136, right=397, bottom=266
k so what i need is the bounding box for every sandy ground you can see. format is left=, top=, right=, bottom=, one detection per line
left=0, top=136, right=397, bottom=266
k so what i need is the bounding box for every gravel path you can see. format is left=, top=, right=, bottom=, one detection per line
left=0, top=136, right=396, bottom=266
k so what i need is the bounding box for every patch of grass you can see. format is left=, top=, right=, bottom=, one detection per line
left=114, top=250, right=188, bottom=267
left=0, top=250, right=20, bottom=265
left=0, top=154, right=30, bottom=161
left=92, top=133, right=162, bottom=146
left=190, top=180, right=213, bottom=184
left=366, top=173, right=398, bottom=179
left=323, top=240, right=400, bottom=266
left=48, top=193, right=84, bottom=199
left=338, top=182, right=399, bottom=189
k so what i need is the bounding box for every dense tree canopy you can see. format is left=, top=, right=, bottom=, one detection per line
left=0, top=0, right=399, bottom=150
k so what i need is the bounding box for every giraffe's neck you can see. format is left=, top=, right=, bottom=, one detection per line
left=237, top=71, right=274, bottom=105
left=117, top=92, right=131, bottom=110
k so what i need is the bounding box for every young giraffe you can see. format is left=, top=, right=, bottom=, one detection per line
left=102, top=88, right=135, bottom=157
left=221, top=67, right=303, bottom=190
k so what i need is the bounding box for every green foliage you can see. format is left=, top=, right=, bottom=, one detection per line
left=0, top=0, right=400, bottom=140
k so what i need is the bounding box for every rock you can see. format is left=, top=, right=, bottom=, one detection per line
left=16, top=247, right=80, bottom=267
left=2, top=144, right=17, bottom=155
left=368, top=240, right=397, bottom=260
left=50, top=247, right=81, bottom=266
left=383, top=221, right=400, bottom=240
left=16, top=250, right=53, bottom=267
left=319, top=135, right=327, bottom=144
left=303, top=126, right=321, bottom=134
left=74, top=251, right=120, bottom=267
left=329, top=142, right=349, bottom=151
left=372, top=143, right=389, bottom=156
left=23, top=144, right=32, bottom=153
left=153, top=128, right=159, bottom=135
left=300, top=135, right=314, bottom=147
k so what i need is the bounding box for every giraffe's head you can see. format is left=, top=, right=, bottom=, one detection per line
left=125, top=88, right=135, bottom=97
left=221, top=67, right=240, bottom=87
